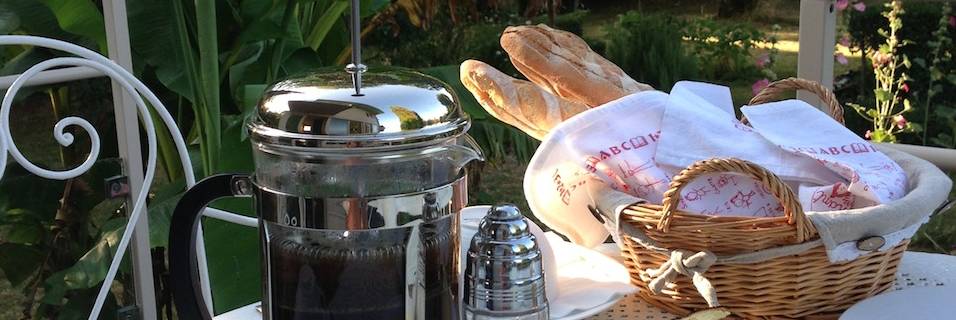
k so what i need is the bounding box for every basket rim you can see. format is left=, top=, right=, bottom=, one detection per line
left=620, top=146, right=951, bottom=258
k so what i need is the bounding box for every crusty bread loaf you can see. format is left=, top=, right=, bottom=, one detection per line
left=460, top=59, right=588, bottom=140
left=501, top=24, right=653, bottom=107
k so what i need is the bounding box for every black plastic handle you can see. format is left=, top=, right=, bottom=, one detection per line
left=168, top=173, right=251, bottom=320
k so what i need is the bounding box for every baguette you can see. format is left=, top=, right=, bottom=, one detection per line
left=460, top=59, right=588, bottom=140
left=501, top=24, right=653, bottom=107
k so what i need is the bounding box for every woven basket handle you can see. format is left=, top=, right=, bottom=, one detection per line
left=657, top=158, right=817, bottom=243
left=744, top=77, right=845, bottom=125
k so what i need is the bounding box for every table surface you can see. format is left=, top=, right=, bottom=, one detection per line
left=215, top=250, right=956, bottom=320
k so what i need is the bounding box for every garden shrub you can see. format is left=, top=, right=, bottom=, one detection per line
left=603, top=11, right=773, bottom=90
left=535, top=10, right=589, bottom=36
left=602, top=12, right=700, bottom=90
left=682, top=18, right=767, bottom=82
left=363, top=6, right=587, bottom=164
left=364, top=9, right=589, bottom=76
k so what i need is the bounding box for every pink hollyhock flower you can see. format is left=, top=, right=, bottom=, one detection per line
left=752, top=78, right=771, bottom=96
left=893, top=115, right=907, bottom=129
left=835, top=52, right=849, bottom=65
left=836, top=0, right=849, bottom=11
left=949, top=15, right=955, bottom=28
left=902, top=83, right=910, bottom=93
left=871, top=51, right=892, bottom=68
left=839, top=35, right=851, bottom=47
left=755, top=53, right=770, bottom=68
left=852, top=1, right=866, bottom=12
left=864, top=130, right=873, bottom=139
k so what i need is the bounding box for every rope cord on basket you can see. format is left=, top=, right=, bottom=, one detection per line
left=635, top=157, right=821, bottom=308
left=744, top=77, right=845, bottom=125
left=620, top=221, right=824, bottom=308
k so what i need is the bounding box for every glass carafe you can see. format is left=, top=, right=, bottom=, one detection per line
left=167, top=67, right=483, bottom=320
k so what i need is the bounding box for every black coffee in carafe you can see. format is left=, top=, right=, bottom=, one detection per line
left=263, top=213, right=459, bottom=320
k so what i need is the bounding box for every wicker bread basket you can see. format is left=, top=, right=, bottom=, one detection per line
left=619, top=78, right=906, bottom=319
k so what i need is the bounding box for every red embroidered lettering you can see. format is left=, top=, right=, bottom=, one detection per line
left=585, top=156, right=600, bottom=173
left=851, top=143, right=867, bottom=153
left=552, top=170, right=572, bottom=205
left=630, top=136, right=648, bottom=149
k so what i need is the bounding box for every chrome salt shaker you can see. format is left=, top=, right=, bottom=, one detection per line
left=463, top=204, right=549, bottom=320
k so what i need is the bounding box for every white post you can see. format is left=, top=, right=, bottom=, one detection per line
left=797, top=0, right=838, bottom=109
left=102, top=0, right=158, bottom=319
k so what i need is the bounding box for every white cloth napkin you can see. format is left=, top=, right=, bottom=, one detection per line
left=459, top=206, right=637, bottom=319
left=525, top=91, right=673, bottom=248
left=527, top=81, right=920, bottom=259
left=544, top=233, right=637, bottom=318
left=741, top=101, right=907, bottom=209
left=655, top=81, right=847, bottom=217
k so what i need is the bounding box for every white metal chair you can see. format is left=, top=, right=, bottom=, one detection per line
left=0, top=35, right=256, bottom=320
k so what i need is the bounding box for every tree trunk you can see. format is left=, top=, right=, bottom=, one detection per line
left=717, top=0, right=760, bottom=18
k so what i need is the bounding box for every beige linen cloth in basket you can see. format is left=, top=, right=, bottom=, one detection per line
left=592, top=146, right=953, bottom=263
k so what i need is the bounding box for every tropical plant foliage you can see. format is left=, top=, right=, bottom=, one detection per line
left=0, top=0, right=561, bottom=316
left=0, top=0, right=390, bottom=317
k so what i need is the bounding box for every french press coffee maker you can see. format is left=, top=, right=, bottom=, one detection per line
left=167, top=2, right=483, bottom=318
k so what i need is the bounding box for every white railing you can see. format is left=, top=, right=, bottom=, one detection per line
left=879, top=144, right=956, bottom=172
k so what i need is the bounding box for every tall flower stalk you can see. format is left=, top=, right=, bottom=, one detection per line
left=848, top=0, right=917, bottom=143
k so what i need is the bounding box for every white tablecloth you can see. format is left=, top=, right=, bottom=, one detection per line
left=215, top=250, right=956, bottom=320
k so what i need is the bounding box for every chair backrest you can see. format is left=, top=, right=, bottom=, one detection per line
left=0, top=35, right=198, bottom=320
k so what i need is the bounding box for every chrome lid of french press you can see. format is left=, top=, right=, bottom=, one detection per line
left=249, top=0, right=470, bottom=153
left=464, top=204, right=549, bottom=320
left=249, top=66, right=470, bottom=151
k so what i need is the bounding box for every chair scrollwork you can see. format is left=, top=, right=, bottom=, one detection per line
left=0, top=35, right=195, bottom=320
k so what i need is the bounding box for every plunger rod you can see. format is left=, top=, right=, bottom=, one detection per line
left=347, top=0, right=366, bottom=96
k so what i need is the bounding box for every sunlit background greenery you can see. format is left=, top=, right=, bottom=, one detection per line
left=0, top=0, right=953, bottom=319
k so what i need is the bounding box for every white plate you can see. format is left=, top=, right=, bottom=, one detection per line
left=546, top=239, right=634, bottom=320
left=840, top=286, right=956, bottom=320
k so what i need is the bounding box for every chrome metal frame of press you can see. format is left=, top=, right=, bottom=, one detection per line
left=166, top=0, right=483, bottom=318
